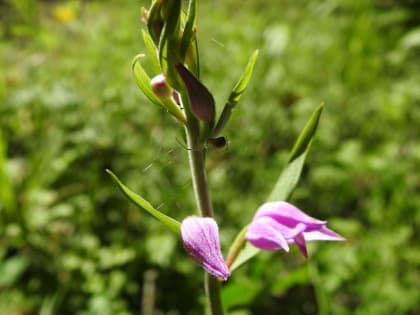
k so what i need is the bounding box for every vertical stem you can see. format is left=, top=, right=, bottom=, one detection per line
left=205, top=273, right=224, bottom=315
left=185, top=125, right=214, bottom=218
left=185, top=122, right=223, bottom=314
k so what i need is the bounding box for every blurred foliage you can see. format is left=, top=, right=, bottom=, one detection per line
left=1, top=0, right=420, bottom=314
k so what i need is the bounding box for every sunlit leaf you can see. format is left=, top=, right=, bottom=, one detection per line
left=142, top=29, right=161, bottom=74
left=213, top=50, right=259, bottom=136
left=288, top=104, right=324, bottom=162
left=106, top=169, right=181, bottom=234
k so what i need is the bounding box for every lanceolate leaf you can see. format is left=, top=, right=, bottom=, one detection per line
left=267, top=151, right=309, bottom=202
left=180, top=0, right=197, bottom=60
left=158, top=0, right=181, bottom=76
left=142, top=29, right=161, bottom=74
left=213, top=50, right=259, bottom=136
left=228, top=104, right=324, bottom=271
left=230, top=243, right=259, bottom=272
left=146, top=0, right=163, bottom=44
left=288, top=104, right=324, bottom=162
left=106, top=169, right=181, bottom=234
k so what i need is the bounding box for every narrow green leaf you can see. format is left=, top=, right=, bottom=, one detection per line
left=162, top=0, right=181, bottom=40
left=226, top=225, right=248, bottom=269
left=213, top=50, right=259, bottom=136
left=288, top=104, right=324, bottom=162
left=142, top=29, right=161, bottom=74
left=185, top=37, right=200, bottom=78
left=106, top=169, right=181, bottom=234
left=180, top=0, right=197, bottom=60
left=146, top=0, right=163, bottom=44
left=132, top=55, right=186, bottom=124
left=158, top=0, right=181, bottom=77
left=230, top=50, right=259, bottom=103
left=230, top=243, right=259, bottom=272
left=267, top=150, right=308, bottom=202
left=228, top=105, right=324, bottom=271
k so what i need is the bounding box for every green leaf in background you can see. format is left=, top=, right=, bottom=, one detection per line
left=0, top=132, right=15, bottom=214
left=0, top=256, right=28, bottom=287
left=269, top=265, right=309, bottom=295
left=212, top=50, right=259, bottom=136
left=106, top=169, right=181, bottom=234
left=222, top=279, right=261, bottom=310
left=229, top=104, right=324, bottom=271
left=40, top=291, right=64, bottom=315
left=132, top=55, right=186, bottom=124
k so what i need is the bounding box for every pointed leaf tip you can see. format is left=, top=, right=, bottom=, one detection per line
left=106, top=169, right=181, bottom=234
left=288, top=104, right=324, bottom=162
left=213, top=50, right=259, bottom=136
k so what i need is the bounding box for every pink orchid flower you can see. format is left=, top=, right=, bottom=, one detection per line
left=246, top=201, right=345, bottom=257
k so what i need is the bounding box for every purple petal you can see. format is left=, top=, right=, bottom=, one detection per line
left=181, top=216, right=230, bottom=281
left=303, top=225, right=346, bottom=242
left=254, top=202, right=326, bottom=229
left=246, top=217, right=290, bottom=251
left=294, top=233, right=308, bottom=258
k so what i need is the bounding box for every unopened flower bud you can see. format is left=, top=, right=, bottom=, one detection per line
left=181, top=216, right=230, bottom=281
left=150, top=74, right=172, bottom=99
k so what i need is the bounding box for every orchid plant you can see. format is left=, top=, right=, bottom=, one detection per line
left=107, top=1, right=344, bottom=314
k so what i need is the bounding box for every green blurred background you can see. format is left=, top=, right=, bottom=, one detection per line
left=1, top=0, right=420, bottom=314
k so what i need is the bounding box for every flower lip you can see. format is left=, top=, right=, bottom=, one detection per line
left=181, top=216, right=230, bottom=281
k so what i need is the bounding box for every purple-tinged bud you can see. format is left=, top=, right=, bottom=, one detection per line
left=181, top=216, right=230, bottom=281
left=150, top=74, right=172, bottom=99
left=172, top=91, right=181, bottom=106
left=175, top=63, right=215, bottom=122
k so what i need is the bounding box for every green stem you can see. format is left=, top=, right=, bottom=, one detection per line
left=226, top=225, right=248, bottom=268
left=184, top=98, right=222, bottom=314
left=185, top=120, right=214, bottom=218
left=205, top=273, right=224, bottom=315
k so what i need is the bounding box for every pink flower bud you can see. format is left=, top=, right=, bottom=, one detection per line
left=181, top=216, right=230, bottom=281
left=150, top=74, right=172, bottom=99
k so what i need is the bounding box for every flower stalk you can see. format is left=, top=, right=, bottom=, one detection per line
left=183, top=100, right=223, bottom=313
